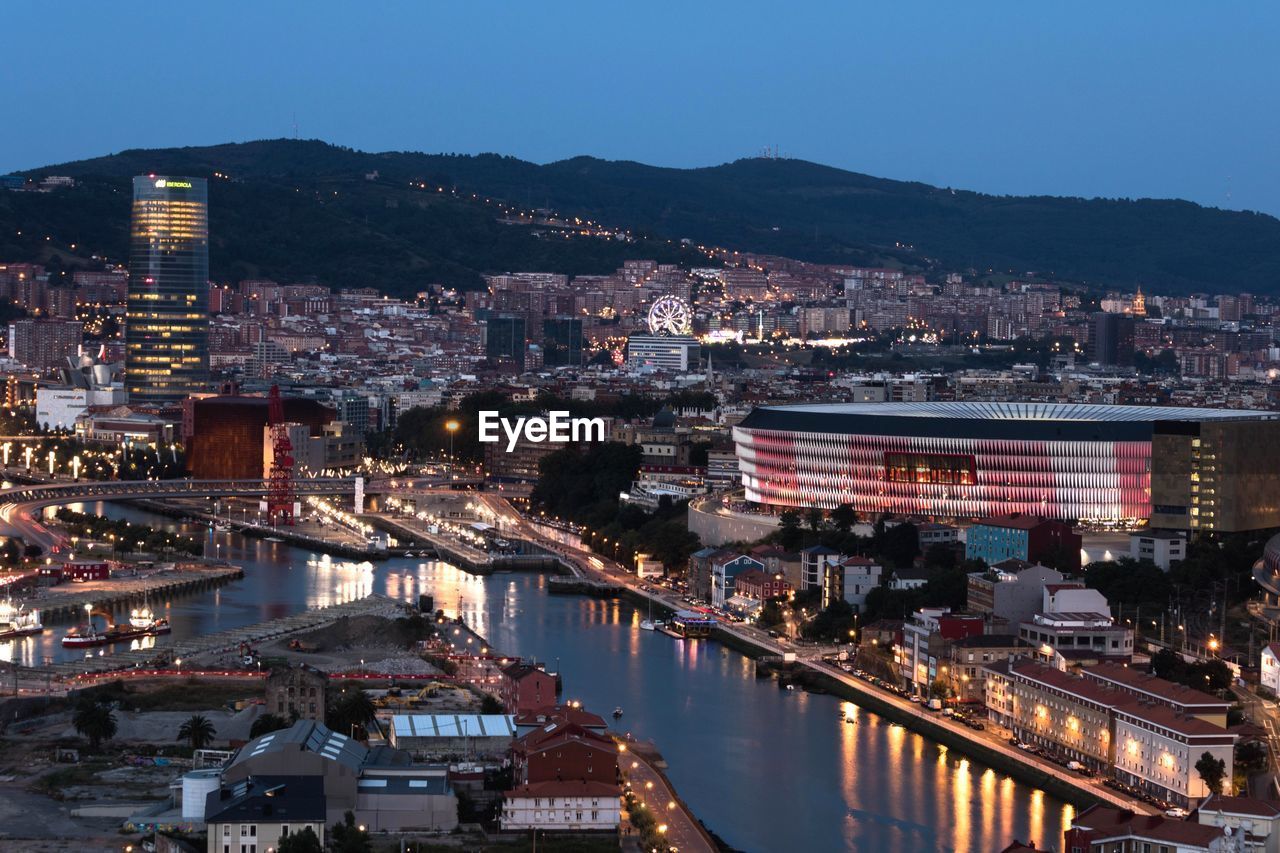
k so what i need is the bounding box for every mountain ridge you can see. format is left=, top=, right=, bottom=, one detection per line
left=6, top=139, right=1279, bottom=295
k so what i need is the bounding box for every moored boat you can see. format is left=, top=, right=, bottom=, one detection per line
left=63, top=606, right=170, bottom=648
left=0, top=600, right=43, bottom=641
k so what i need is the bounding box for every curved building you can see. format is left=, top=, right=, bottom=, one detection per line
left=733, top=402, right=1279, bottom=525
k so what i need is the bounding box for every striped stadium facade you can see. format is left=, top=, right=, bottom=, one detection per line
left=732, top=402, right=1268, bottom=524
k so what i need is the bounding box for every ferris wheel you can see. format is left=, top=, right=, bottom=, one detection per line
left=647, top=296, right=692, bottom=336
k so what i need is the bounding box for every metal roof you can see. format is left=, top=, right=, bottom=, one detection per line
left=746, top=402, right=1270, bottom=422
left=390, top=714, right=517, bottom=740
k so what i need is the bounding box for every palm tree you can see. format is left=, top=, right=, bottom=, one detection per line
left=249, top=713, right=290, bottom=739
left=73, top=701, right=117, bottom=750
left=328, top=689, right=376, bottom=738
left=177, top=714, right=217, bottom=750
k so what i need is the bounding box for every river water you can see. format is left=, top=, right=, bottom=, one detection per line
left=8, top=501, right=1073, bottom=852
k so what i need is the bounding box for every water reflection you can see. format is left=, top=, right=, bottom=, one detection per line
left=15, top=501, right=1074, bottom=852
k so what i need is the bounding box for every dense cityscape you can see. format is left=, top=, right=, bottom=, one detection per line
left=5, top=6, right=1280, bottom=853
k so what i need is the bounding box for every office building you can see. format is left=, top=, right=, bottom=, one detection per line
left=625, top=334, right=700, bottom=372
left=1091, top=312, right=1135, bottom=367
left=125, top=175, right=210, bottom=402
left=486, top=315, right=527, bottom=370
left=542, top=317, right=583, bottom=367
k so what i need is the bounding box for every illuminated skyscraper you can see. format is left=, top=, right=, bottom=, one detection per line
left=125, top=175, right=210, bottom=403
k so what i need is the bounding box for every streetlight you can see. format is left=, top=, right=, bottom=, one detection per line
left=445, top=420, right=460, bottom=478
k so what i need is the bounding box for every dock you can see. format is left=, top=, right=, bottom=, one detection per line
left=33, top=593, right=409, bottom=681
left=21, top=563, right=245, bottom=622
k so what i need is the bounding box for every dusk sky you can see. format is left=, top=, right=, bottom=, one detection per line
left=6, top=2, right=1278, bottom=215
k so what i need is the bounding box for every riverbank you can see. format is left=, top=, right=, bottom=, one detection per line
left=21, top=563, right=244, bottom=622
left=707, top=623, right=1151, bottom=816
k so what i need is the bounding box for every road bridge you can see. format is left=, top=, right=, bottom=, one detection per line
left=0, top=477, right=367, bottom=551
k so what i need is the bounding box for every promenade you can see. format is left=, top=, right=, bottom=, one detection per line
left=623, top=746, right=716, bottom=853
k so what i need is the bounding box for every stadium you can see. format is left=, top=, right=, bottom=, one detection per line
left=732, top=402, right=1279, bottom=526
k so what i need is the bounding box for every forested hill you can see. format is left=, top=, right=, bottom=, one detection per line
left=6, top=139, right=1279, bottom=295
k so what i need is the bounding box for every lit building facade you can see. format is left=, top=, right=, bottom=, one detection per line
left=125, top=175, right=210, bottom=402
left=733, top=402, right=1277, bottom=525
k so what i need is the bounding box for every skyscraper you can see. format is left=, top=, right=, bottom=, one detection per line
left=543, top=317, right=583, bottom=367
left=1090, top=312, right=1135, bottom=367
left=125, top=175, right=210, bottom=403
left=486, top=315, right=527, bottom=371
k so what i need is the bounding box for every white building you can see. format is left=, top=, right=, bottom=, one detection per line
left=1130, top=529, right=1188, bottom=570
left=501, top=780, right=620, bottom=832
left=625, top=334, right=699, bottom=372
left=634, top=553, right=664, bottom=579
left=800, top=545, right=841, bottom=591
left=1262, top=644, right=1280, bottom=698
left=1114, top=703, right=1236, bottom=808
left=822, top=556, right=882, bottom=612
left=35, top=385, right=127, bottom=430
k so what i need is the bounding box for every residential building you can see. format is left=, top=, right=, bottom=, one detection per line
left=204, top=775, right=327, bottom=853
left=711, top=554, right=766, bottom=609
left=8, top=319, right=82, bottom=372
left=966, top=514, right=1082, bottom=572
left=510, top=720, right=619, bottom=787
left=125, top=175, right=211, bottom=402
left=500, top=663, right=558, bottom=715
left=800, top=545, right=841, bottom=592
left=1262, top=644, right=1280, bottom=698
left=984, top=661, right=1236, bottom=807
left=822, top=556, right=882, bottom=612
left=1129, top=529, right=1188, bottom=570
left=966, top=563, right=1068, bottom=630
left=946, top=635, right=1029, bottom=704
left=1196, top=794, right=1280, bottom=853
left=897, top=607, right=985, bottom=696
left=1064, top=804, right=1242, bottom=853
left=1019, top=611, right=1134, bottom=667
left=688, top=546, right=730, bottom=602
left=501, top=780, right=621, bottom=832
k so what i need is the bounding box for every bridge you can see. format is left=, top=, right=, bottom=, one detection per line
left=0, top=477, right=367, bottom=551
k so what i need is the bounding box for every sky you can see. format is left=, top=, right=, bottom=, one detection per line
left=4, top=2, right=1279, bottom=215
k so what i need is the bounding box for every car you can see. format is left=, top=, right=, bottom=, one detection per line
left=1066, top=761, right=1084, bottom=772
left=966, top=721, right=986, bottom=731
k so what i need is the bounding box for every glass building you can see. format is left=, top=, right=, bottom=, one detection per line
left=125, top=175, right=210, bottom=403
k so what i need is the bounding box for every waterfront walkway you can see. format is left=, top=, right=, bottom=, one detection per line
left=623, top=746, right=716, bottom=853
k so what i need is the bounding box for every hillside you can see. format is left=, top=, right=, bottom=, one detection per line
left=7, top=139, right=1280, bottom=294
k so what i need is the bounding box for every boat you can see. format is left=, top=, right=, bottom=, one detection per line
left=0, top=600, right=43, bottom=641
left=214, top=522, right=232, bottom=533
left=612, top=706, right=624, bottom=719
left=62, top=606, right=171, bottom=648
left=263, top=536, right=285, bottom=543
left=639, top=620, right=657, bottom=631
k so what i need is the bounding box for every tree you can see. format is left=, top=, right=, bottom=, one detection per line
left=328, top=688, right=376, bottom=738
left=877, top=522, right=919, bottom=568
left=1236, top=741, right=1269, bottom=776
left=777, top=511, right=803, bottom=551
left=249, top=713, right=290, bottom=739
left=1195, top=751, right=1227, bottom=796
left=928, top=678, right=951, bottom=700
left=805, top=507, right=823, bottom=533
left=178, top=714, right=217, bottom=750
left=831, top=503, right=857, bottom=533
left=479, top=694, right=504, bottom=715
left=330, top=810, right=373, bottom=853
left=73, top=701, right=117, bottom=750
left=277, top=826, right=323, bottom=853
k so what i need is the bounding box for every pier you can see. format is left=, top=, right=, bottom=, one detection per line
left=32, top=593, right=408, bottom=681
left=20, top=563, right=245, bottom=622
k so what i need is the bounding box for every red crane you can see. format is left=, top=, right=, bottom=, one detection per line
left=266, top=385, right=295, bottom=525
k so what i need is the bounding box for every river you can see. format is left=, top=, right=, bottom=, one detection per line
left=8, top=501, right=1074, bottom=852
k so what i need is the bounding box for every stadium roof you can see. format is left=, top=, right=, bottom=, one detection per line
left=737, top=402, right=1273, bottom=441
left=746, top=402, right=1268, bottom=421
